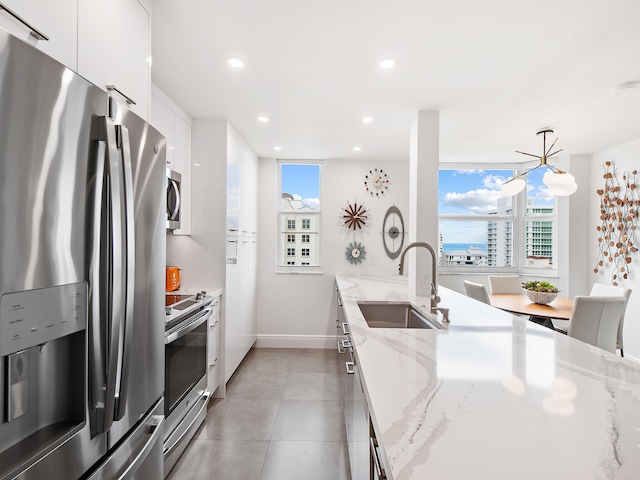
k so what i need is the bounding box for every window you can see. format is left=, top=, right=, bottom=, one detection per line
left=438, top=167, right=556, bottom=272
left=278, top=161, right=322, bottom=268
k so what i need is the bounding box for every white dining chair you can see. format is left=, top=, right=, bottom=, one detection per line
left=553, top=283, right=631, bottom=356
left=488, top=275, right=522, bottom=294
left=567, top=296, right=628, bottom=354
left=463, top=280, right=490, bottom=304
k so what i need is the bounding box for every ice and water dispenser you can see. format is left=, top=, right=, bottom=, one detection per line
left=0, top=283, right=87, bottom=479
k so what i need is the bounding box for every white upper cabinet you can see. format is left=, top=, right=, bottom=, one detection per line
left=150, top=85, right=192, bottom=235
left=77, top=0, right=150, bottom=120
left=150, top=93, right=175, bottom=168
left=0, top=0, right=78, bottom=69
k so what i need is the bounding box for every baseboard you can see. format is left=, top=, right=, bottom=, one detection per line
left=625, top=353, right=640, bottom=364
left=255, top=334, right=340, bottom=349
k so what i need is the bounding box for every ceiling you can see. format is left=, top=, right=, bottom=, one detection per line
left=151, top=0, right=640, bottom=164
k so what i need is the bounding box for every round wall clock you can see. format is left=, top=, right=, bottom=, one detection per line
left=364, top=168, right=389, bottom=197
left=345, top=241, right=366, bottom=265
left=341, top=201, right=369, bottom=230
left=382, top=205, right=405, bottom=259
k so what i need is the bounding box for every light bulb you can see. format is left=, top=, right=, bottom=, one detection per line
left=548, top=181, right=577, bottom=196
left=501, top=178, right=526, bottom=196
left=543, top=170, right=575, bottom=188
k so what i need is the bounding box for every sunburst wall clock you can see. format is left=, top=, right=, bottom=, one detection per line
left=346, top=242, right=366, bottom=265
left=382, top=205, right=405, bottom=259
left=364, top=168, right=389, bottom=197
left=341, top=201, right=369, bottom=230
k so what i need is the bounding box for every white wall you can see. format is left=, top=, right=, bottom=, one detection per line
left=590, top=138, right=640, bottom=362
left=256, top=158, right=410, bottom=348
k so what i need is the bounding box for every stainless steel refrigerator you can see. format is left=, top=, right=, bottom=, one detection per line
left=0, top=27, right=166, bottom=479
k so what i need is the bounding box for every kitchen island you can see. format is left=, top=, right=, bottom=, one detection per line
left=336, top=275, right=640, bottom=480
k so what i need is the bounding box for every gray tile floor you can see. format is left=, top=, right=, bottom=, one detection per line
left=166, top=348, right=351, bottom=480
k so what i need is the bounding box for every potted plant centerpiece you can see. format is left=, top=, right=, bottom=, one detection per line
left=522, top=280, right=559, bottom=305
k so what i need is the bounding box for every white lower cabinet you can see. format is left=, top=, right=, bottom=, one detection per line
left=207, top=296, right=221, bottom=393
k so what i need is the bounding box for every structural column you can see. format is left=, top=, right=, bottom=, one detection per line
left=408, top=111, right=440, bottom=298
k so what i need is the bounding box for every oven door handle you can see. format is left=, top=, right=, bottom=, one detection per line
left=165, top=308, right=212, bottom=344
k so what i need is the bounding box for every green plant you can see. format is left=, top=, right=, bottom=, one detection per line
left=521, top=280, right=559, bottom=293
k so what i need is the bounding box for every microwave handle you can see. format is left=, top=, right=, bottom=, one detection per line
left=168, top=178, right=180, bottom=221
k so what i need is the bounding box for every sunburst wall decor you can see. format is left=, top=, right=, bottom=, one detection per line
left=364, top=168, right=389, bottom=197
left=594, top=161, right=640, bottom=285
left=345, top=242, right=366, bottom=265
left=340, top=201, right=369, bottom=230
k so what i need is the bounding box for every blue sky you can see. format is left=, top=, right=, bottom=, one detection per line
left=439, top=168, right=555, bottom=244
left=281, top=164, right=320, bottom=210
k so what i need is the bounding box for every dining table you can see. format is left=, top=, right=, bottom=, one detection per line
left=488, top=293, right=573, bottom=330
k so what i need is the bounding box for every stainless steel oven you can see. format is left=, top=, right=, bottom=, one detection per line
left=166, top=168, right=181, bottom=231
left=163, top=293, right=213, bottom=476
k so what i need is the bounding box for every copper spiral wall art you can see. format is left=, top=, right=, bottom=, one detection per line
left=594, top=161, right=639, bottom=285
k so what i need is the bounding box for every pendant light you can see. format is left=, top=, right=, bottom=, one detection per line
left=500, top=129, right=577, bottom=196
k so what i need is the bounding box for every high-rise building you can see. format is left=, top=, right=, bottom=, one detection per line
left=487, top=197, right=553, bottom=267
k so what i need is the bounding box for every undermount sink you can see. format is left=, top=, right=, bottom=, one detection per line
left=357, top=301, right=441, bottom=329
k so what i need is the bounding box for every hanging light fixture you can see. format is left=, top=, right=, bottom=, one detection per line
left=500, top=129, right=577, bottom=196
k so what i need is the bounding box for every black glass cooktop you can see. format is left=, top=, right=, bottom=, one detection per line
left=165, top=294, right=192, bottom=307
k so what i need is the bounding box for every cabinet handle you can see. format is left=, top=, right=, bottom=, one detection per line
left=370, top=436, right=387, bottom=479
left=341, top=322, right=350, bottom=335
left=0, top=3, right=49, bottom=40
left=337, top=295, right=343, bottom=307
left=107, top=85, right=137, bottom=105
left=345, top=361, right=355, bottom=374
left=337, top=340, right=344, bottom=354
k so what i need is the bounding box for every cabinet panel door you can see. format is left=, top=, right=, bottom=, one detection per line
left=77, top=0, right=150, bottom=120
left=0, top=0, right=77, bottom=69
left=149, top=94, right=175, bottom=167
left=173, top=115, right=192, bottom=235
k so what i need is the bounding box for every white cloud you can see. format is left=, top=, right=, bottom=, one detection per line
left=443, top=188, right=502, bottom=214
left=483, top=174, right=508, bottom=189
left=531, top=187, right=554, bottom=202
left=303, top=197, right=320, bottom=210
left=454, top=169, right=484, bottom=175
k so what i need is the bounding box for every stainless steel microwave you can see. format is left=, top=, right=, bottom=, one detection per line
left=166, top=168, right=181, bottom=231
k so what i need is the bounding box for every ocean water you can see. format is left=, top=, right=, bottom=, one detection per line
left=442, top=243, right=487, bottom=252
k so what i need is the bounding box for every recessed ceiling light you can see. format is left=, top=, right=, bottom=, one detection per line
left=257, top=115, right=269, bottom=123
left=353, top=146, right=362, bottom=152
left=379, top=59, right=395, bottom=69
left=362, top=117, right=373, bottom=124
left=228, top=58, right=244, bottom=68
left=274, top=146, right=282, bottom=151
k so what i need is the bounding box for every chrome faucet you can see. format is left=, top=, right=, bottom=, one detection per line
left=398, top=242, right=449, bottom=324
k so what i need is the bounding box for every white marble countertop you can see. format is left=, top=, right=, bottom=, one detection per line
left=336, top=275, right=640, bottom=480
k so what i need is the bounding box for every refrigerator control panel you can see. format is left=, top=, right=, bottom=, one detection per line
left=0, top=283, right=87, bottom=356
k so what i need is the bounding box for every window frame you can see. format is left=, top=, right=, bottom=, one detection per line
left=276, top=159, right=323, bottom=274
left=438, top=162, right=557, bottom=276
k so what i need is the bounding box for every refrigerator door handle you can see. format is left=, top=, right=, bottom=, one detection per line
left=88, top=139, right=109, bottom=431
left=100, top=116, right=127, bottom=432
left=117, top=415, right=163, bottom=480
left=113, top=124, right=136, bottom=421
